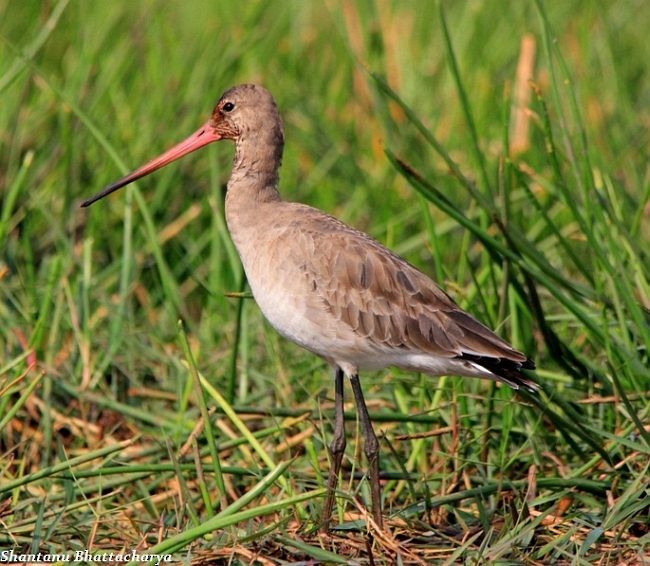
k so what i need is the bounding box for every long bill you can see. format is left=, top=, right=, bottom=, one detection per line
left=81, top=121, right=221, bottom=207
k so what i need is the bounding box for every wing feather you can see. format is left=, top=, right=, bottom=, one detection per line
left=296, top=212, right=530, bottom=368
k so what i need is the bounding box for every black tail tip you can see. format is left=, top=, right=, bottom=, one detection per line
left=522, top=357, right=536, bottom=370
left=460, top=353, right=539, bottom=393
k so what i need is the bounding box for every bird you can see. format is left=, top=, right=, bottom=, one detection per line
left=82, top=84, right=537, bottom=530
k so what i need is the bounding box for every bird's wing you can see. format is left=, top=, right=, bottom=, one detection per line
left=296, top=211, right=529, bottom=365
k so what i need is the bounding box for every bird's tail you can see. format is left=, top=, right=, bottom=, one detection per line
left=460, top=353, right=538, bottom=392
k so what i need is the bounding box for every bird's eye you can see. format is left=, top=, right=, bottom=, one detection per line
left=223, top=102, right=235, bottom=113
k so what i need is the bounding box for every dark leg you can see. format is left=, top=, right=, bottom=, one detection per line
left=322, top=366, right=346, bottom=532
left=349, top=373, right=383, bottom=528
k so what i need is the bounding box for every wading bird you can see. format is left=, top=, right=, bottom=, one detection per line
left=82, top=84, right=536, bottom=530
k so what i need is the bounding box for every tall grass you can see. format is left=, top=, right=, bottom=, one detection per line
left=1, top=1, right=648, bottom=563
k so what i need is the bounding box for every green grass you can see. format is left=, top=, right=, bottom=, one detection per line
left=1, top=1, right=648, bottom=563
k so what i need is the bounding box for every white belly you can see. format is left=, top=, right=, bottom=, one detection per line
left=249, top=274, right=322, bottom=349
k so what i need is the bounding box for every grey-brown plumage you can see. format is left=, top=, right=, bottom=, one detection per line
left=82, top=84, right=537, bottom=530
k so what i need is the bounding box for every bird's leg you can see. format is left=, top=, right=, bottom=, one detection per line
left=322, top=366, right=346, bottom=532
left=349, top=373, right=383, bottom=528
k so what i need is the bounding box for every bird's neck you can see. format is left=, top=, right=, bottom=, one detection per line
left=225, top=127, right=283, bottom=240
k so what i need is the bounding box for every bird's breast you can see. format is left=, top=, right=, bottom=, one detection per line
left=244, top=246, right=342, bottom=358
left=227, top=212, right=367, bottom=365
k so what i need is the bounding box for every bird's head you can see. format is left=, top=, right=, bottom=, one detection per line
left=81, top=83, right=282, bottom=207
